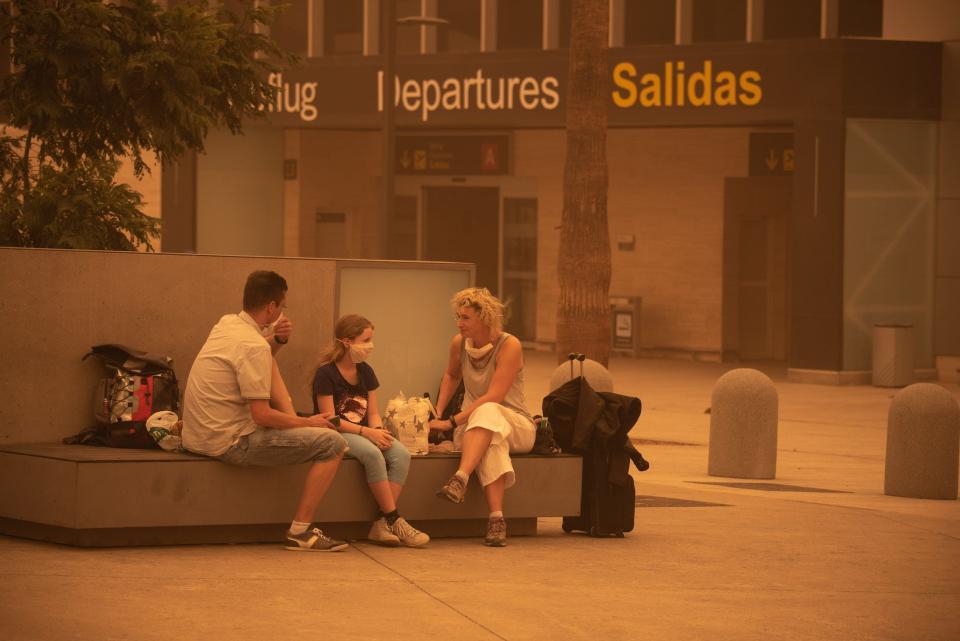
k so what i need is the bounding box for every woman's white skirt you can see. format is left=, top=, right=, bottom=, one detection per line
left=453, top=401, right=535, bottom=488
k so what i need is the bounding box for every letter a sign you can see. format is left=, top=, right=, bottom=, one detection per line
left=480, top=143, right=498, bottom=173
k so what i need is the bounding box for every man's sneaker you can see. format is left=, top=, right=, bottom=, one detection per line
left=285, top=527, right=348, bottom=552
left=484, top=516, right=507, bottom=547
left=388, top=517, right=430, bottom=548
left=367, top=517, right=401, bottom=547
left=436, top=474, right=467, bottom=504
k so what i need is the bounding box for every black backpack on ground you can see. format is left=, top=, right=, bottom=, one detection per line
left=65, top=344, right=180, bottom=449
left=542, top=375, right=646, bottom=537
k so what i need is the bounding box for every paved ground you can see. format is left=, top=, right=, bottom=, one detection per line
left=2, top=352, right=958, bottom=641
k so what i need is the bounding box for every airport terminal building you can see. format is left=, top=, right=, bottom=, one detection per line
left=160, top=0, right=960, bottom=382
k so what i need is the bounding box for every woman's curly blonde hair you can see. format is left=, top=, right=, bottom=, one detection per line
left=451, top=287, right=504, bottom=334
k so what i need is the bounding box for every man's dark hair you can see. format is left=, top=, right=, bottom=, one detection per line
left=243, top=271, right=288, bottom=310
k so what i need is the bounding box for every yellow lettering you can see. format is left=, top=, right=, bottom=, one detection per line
left=612, top=62, right=638, bottom=108
left=665, top=62, right=673, bottom=107
left=639, top=73, right=662, bottom=107
left=676, top=61, right=686, bottom=106
left=687, top=61, right=712, bottom=107
left=714, top=71, right=737, bottom=106
left=738, top=70, right=762, bottom=106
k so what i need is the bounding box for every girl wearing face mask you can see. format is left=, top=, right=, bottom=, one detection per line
left=312, top=314, right=429, bottom=548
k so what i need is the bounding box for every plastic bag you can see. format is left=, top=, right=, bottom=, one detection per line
left=384, top=392, right=431, bottom=456
left=146, top=410, right=184, bottom=452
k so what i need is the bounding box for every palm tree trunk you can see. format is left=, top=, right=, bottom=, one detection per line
left=557, top=0, right=611, bottom=366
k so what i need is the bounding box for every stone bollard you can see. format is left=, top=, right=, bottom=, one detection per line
left=708, top=368, right=778, bottom=479
left=548, top=358, right=614, bottom=393
left=884, top=383, right=960, bottom=500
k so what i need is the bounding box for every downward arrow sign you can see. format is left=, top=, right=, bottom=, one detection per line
left=765, top=150, right=779, bottom=171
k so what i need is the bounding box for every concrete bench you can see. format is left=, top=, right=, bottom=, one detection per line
left=0, top=444, right=582, bottom=547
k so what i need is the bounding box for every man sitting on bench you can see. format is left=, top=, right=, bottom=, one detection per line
left=181, top=270, right=349, bottom=552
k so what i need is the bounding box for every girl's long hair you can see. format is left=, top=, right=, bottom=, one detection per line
left=316, top=314, right=374, bottom=367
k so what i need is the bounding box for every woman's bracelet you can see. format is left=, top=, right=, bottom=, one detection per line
left=449, top=416, right=457, bottom=430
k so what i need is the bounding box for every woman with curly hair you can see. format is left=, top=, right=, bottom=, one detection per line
left=428, top=288, right=536, bottom=547
left=313, top=314, right=429, bottom=548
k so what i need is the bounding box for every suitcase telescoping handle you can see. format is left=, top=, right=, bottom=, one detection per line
left=567, top=352, right=586, bottom=378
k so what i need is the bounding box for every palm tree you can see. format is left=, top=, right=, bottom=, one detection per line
left=556, top=0, right=611, bottom=365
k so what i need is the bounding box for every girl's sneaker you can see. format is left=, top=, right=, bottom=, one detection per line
left=368, top=517, right=401, bottom=546
left=388, top=517, right=430, bottom=547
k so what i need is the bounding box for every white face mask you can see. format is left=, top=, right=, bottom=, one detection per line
left=464, top=338, right=494, bottom=359
left=345, top=341, right=374, bottom=363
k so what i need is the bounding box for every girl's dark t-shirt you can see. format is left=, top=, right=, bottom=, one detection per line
left=311, top=362, right=380, bottom=426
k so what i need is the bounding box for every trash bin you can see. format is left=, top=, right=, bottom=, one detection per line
left=610, top=296, right=641, bottom=356
left=872, top=324, right=914, bottom=387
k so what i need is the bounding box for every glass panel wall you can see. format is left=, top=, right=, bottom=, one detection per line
left=503, top=197, right=538, bottom=341
left=395, top=0, right=422, bottom=55
left=270, top=0, right=309, bottom=58
left=624, top=0, right=676, bottom=46
left=692, top=0, right=746, bottom=43
left=843, top=119, right=938, bottom=370
left=437, top=0, right=482, bottom=52
left=763, top=0, right=820, bottom=40
left=324, top=0, right=363, bottom=55
left=387, top=195, right=418, bottom=260
left=558, top=0, right=572, bottom=48
left=839, top=0, right=883, bottom=37
left=498, top=0, right=544, bottom=50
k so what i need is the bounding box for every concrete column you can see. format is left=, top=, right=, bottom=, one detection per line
left=884, top=383, right=960, bottom=500
left=423, top=0, right=439, bottom=53
left=609, top=0, right=625, bottom=47
left=746, top=0, right=764, bottom=42
left=543, top=0, right=560, bottom=49
left=821, top=0, right=839, bottom=38
left=364, top=0, right=379, bottom=55
left=676, top=0, right=693, bottom=44
left=314, top=0, right=326, bottom=56
left=481, top=0, right=496, bottom=52
left=708, top=369, right=778, bottom=479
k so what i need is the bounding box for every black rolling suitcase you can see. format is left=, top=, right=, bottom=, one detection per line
left=543, top=353, right=646, bottom=537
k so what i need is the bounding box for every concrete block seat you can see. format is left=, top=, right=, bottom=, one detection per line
left=0, top=444, right=582, bottom=547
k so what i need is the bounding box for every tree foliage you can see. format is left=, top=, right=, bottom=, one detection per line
left=0, top=0, right=294, bottom=250
left=557, top=0, right=612, bottom=365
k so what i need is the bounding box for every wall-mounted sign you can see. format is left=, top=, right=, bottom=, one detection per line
left=396, top=135, right=509, bottom=175
left=749, top=132, right=794, bottom=176
left=257, top=41, right=939, bottom=129
left=610, top=296, right=640, bottom=353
